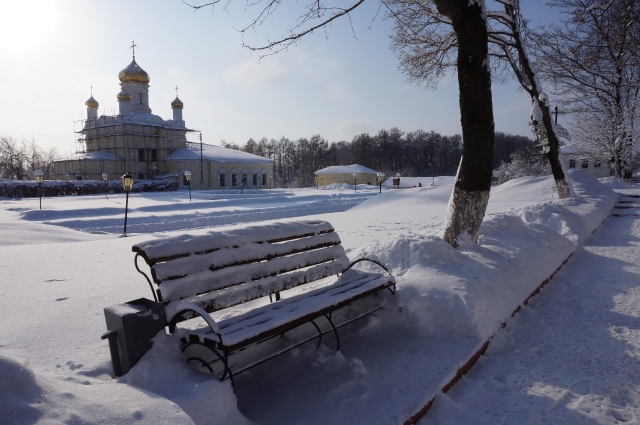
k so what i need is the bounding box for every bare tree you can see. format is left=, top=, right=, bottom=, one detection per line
left=0, top=137, right=58, bottom=180
left=391, top=0, right=573, bottom=199
left=188, top=0, right=496, bottom=248
left=534, top=0, right=640, bottom=178
left=486, top=0, right=572, bottom=198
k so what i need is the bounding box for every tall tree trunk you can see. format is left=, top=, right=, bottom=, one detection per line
left=437, top=0, right=495, bottom=248
left=538, top=100, right=571, bottom=198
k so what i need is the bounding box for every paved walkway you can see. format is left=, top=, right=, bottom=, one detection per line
left=426, top=196, right=640, bottom=424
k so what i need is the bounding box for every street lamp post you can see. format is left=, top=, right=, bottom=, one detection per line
left=121, top=173, right=134, bottom=235
left=102, top=173, right=108, bottom=199
left=34, top=170, right=44, bottom=210
left=395, top=172, right=401, bottom=189
left=353, top=173, right=358, bottom=193
left=377, top=172, right=385, bottom=194
left=184, top=170, right=192, bottom=201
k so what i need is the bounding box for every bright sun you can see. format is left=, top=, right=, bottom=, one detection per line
left=0, top=0, right=57, bottom=52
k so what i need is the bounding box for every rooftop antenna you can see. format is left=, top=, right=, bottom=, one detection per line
left=130, top=40, right=137, bottom=59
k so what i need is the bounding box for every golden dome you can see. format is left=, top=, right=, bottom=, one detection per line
left=85, top=96, right=99, bottom=108
left=171, top=96, right=184, bottom=108
left=117, top=89, right=131, bottom=101
left=118, top=59, right=150, bottom=84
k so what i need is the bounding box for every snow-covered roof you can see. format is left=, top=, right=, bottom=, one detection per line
left=559, top=143, right=582, bottom=155
left=71, top=151, right=121, bottom=161
left=315, top=164, right=378, bottom=175
left=166, top=143, right=274, bottom=164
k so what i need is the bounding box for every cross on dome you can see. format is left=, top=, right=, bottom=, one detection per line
left=130, top=40, right=137, bottom=59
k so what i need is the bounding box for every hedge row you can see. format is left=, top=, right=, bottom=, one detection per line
left=0, top=178, right=179, bottom=198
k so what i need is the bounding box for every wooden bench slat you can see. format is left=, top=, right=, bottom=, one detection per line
left=151, top=231, right=342, bottom=284
left=133, top=220, right=335, bottom=265
left=162, top=249, right=350, bottom=309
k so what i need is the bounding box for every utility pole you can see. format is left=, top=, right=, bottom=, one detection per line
left=200, top=132, right=204, bottom=189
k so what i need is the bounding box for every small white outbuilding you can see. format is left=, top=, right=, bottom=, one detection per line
left=314, top=164, right=379, bottom=187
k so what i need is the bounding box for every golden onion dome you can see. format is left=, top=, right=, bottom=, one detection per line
left=85, top=96, right=99, bottom=108
left=117, top=89, right=132, bottom=101
left=171, top=96, right=184, bottom=108
left=118, top=59, right=150, bottom=84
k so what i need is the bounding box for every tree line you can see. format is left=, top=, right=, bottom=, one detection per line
left=223, top=129, right=536, bottom=188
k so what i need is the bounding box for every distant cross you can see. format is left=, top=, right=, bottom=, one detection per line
left=175, top=86, right=179, bottom=97
left=90, top=85, right=93, bottom=96
left=130, top=40, right=137, bottom=59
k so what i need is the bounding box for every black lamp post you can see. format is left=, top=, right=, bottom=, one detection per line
left=102, top=173, right=108, bottom=199
left=121, top=173, right=134, bottom=235
left=184, top=170, right=192, bottom=201
left=353, top=173, right=358, bottom=193
left=34, top=170, right=44, bottom=210
left=396, top=172, right=401, bottom=189
left=377, top=172, right=385, bottom=193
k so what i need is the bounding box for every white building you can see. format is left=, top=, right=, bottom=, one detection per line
left=559, top=144, right=610, bottom=179
left=314, top=164, right=380, bottom=187
left=53, top=49, right=274, bottom=190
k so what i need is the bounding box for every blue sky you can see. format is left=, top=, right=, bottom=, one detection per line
left=0, top=0, right=554, bottom=155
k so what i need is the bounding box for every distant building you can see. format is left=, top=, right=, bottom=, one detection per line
left=559, top=144, right=610, bottom=179
left=53, top=48, right=273, bottom=190
left=314, top=164, right=379, bottom=187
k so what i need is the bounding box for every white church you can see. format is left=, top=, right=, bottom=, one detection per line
left=53, top=47, right=274, bottom=190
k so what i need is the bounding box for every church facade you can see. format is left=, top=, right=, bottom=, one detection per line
left=53, top=52, right=273, bottom=190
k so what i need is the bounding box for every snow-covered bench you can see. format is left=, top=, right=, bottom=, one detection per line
left=132, top=220, right=395, bottom=388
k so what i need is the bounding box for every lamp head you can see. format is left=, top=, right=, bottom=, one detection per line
left=184, top=170, right=192, bottom=182
left=121, top=173, right=135, bottom=192
left=34, top=170, right=44, bottom=184
left=102, top=173, right=108, bottom=182
left=396, top=172, right=401, bottom=177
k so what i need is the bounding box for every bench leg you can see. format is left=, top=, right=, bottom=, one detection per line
left=323, top=313, right=340, bottom=352
left=181, top=341, right=236, bottom=392
left=309, top=319, right=323, bottom=348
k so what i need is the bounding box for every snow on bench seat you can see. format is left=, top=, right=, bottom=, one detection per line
left=185, top=269, right=392, bottom=350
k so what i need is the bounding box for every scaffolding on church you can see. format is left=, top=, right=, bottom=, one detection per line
left=55, top=114, right=199, bottom=181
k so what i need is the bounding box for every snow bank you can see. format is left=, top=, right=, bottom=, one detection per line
left=0, top=352, right=194, bottom=425
left=599, top=177, right=633, bottom=189
left=350, top=171, right=616, bottom=340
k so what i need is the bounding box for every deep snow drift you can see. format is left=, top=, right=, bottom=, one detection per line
left=0, top=171, right=624, bottom=424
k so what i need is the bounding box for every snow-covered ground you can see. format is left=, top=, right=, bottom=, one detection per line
left=0, top=171, right=636, bottom=424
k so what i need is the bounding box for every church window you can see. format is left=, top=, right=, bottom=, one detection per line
left=138, top=149, right=145, bottom=162
left=138, top=173, right=145, bottom=180
left=219, top=173, right=226, bottom=187
left=581, top=159, right=589, bottom=168
left=231, top=174, right=237, bottom=186
left=569, top=159, right=576, bottom=168
left=75, top=171, right=83, bottom=181
left=151, top=149, right=158, bottom=161
left=139, top=92, right=144, bottom=104
left=262, top=174, right=267, bottom=186
left=242, top=174, right=248, bottom=186
left=252, top=174, right=258, bottom=185
left=594, top=160, right=601, bottom=168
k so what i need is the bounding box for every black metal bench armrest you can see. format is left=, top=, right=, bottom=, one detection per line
left=165, top=300, right=223, bottom=344
left=345, top=258, right=393, bottom=276
left=135, top=252, right=158, bottom=303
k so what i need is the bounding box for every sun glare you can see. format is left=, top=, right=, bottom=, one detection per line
left=0, top=0, right=57, bottom=52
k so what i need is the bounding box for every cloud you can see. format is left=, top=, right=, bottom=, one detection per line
left=325, top=80, right=360, bottom=103
left=336, top=120, right=378, bottom=140
left=223, top=57, right=286, bottom=88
